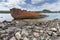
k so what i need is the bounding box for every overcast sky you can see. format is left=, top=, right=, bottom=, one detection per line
left=0, top=0, right=60, bottom=11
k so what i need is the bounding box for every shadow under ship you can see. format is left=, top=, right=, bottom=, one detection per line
left=10, top=8, right=47, bottom=19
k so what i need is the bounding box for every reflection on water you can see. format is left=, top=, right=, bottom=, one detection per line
left=0, top=13, right=60, bottom=22
left=0, top=13, right=13, bottom=22
left=42, top=13, right=60, bottom=20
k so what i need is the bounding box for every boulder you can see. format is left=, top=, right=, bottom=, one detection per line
left=10, top=8, right=47, bottom=19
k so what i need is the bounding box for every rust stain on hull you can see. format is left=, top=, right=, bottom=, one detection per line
left=10, top=8, right=47, bottom=19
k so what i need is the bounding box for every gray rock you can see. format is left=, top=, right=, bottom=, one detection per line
left=47, top=31, right=53, bottom=36
left=15, top=31, right=21, bottom=40
left=9, top=36, right=16, bottom=40
left=0, top=23, right=7, bottom=30
left=21, top=29, right=29, bottom=36
left=33, top=32, right=40, bottom=37
left=26, top=26, right=34, bottom=29
left=39, top=30, right=44, bottom=33
left=0, top=30, right=6, bottom=34
left=5, top=27, right=16, bottom=33
left=1, top=19, right=60, bottom=40
left=52, top=32, right=57, bottom=36
left=23, top=37, right=29, bottom=40
left=15, top=20, right=27, bottom=27
left=33, top=38, right=37, bottom=40
left=51, top=28, right=57, bottom=32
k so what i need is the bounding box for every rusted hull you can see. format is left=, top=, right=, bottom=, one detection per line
left=10, top=8, right=47, bottom=19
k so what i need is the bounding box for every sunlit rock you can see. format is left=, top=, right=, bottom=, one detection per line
left=10, top=8, right=47, bottom=19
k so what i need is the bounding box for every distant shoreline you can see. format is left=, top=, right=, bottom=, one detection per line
left=0, top=11, right=60, bottom=13
left=0, top=11, right=10, bottom=13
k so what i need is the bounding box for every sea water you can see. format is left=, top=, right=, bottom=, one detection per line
left=0, top=13, right=60, bottom=22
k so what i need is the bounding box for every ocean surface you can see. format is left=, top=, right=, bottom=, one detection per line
left=0, top=13, right=13, bottom=22
left=0, top=13, right=60, bottom=22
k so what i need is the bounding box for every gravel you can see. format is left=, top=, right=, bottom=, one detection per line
left=0, top=19, right=60, bottom=40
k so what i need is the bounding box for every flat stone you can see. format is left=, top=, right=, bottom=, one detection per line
left=15, top=31, right=21, bottom=40
left=0, top=23, right=7, bottom=29
left=40, top=30, right=44, bottom=33
left=33, top=38, right=37, bottom=40
left=9, top=37, right=16, bottom=40
left=34, top=26, right=41, bottom=30
left=47, top=31, right=53, bottom=36
left=23, top=37, right=29, bottom=40
left=0, top=30, right=6, bottom=34
left=33, top=32, right=40, bottom=37
left=21, top=29, right=29, bottom=36
left=51, top=28, right=57, bottom=32
left=26, top=26, right=34, bottom=29
left=52, top=32, right=57, bottom=36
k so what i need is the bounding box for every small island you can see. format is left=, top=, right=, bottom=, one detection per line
left=0, top=9, right=60, bottom=13
left=0, top=11, right=10, bottom=13
left=35, top=9, right=60, bottom=13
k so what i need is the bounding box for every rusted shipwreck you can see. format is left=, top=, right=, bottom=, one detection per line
left=10, top=8, right=47, bottom=19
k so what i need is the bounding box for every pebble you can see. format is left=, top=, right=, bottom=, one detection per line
left=15, top=31, right=21, bottom=40
left=33, top=32, right=40, bottom=37
left=9, top=37, right=16, bottom=40
left=34, top=26, right=41, bottom=30
left=21, top=29, right=29, bottom=36
left=0, top=23, right=7, bottom=29
left=40, top=30, right=44, bottom=33
left=0, top=30, right=6, bottom=34
left=23, top=37, right=29, bottom=40
left=47, top=31, right=53, bottom=36
left=15, top=20, right=19, bottom=24
left=51, top=28, right=57, bottom=32
left=26, top=26, right=34, bottom=29
left=33, top=38, right=37, bottom=40
left=52, top=32, right=57, bottom=36
left=0, top=19, right=60, bottom=40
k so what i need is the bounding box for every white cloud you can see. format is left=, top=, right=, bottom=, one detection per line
left=31, top=0, right=44, bottom=4
left=39, top=0, right=60, bottom=11
left=0, top=0, right=26, bottom=10
left=7, top=0, right=26, bottom=5
left=29, top=0, right=60, bottom=11
left=0, top=0, right=60, bottom=11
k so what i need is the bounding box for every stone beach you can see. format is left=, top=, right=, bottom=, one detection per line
left=0, top=19, right=60, bottom=40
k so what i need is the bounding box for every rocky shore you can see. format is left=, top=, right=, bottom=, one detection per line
left=0, top=19, right=60, bottom=40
